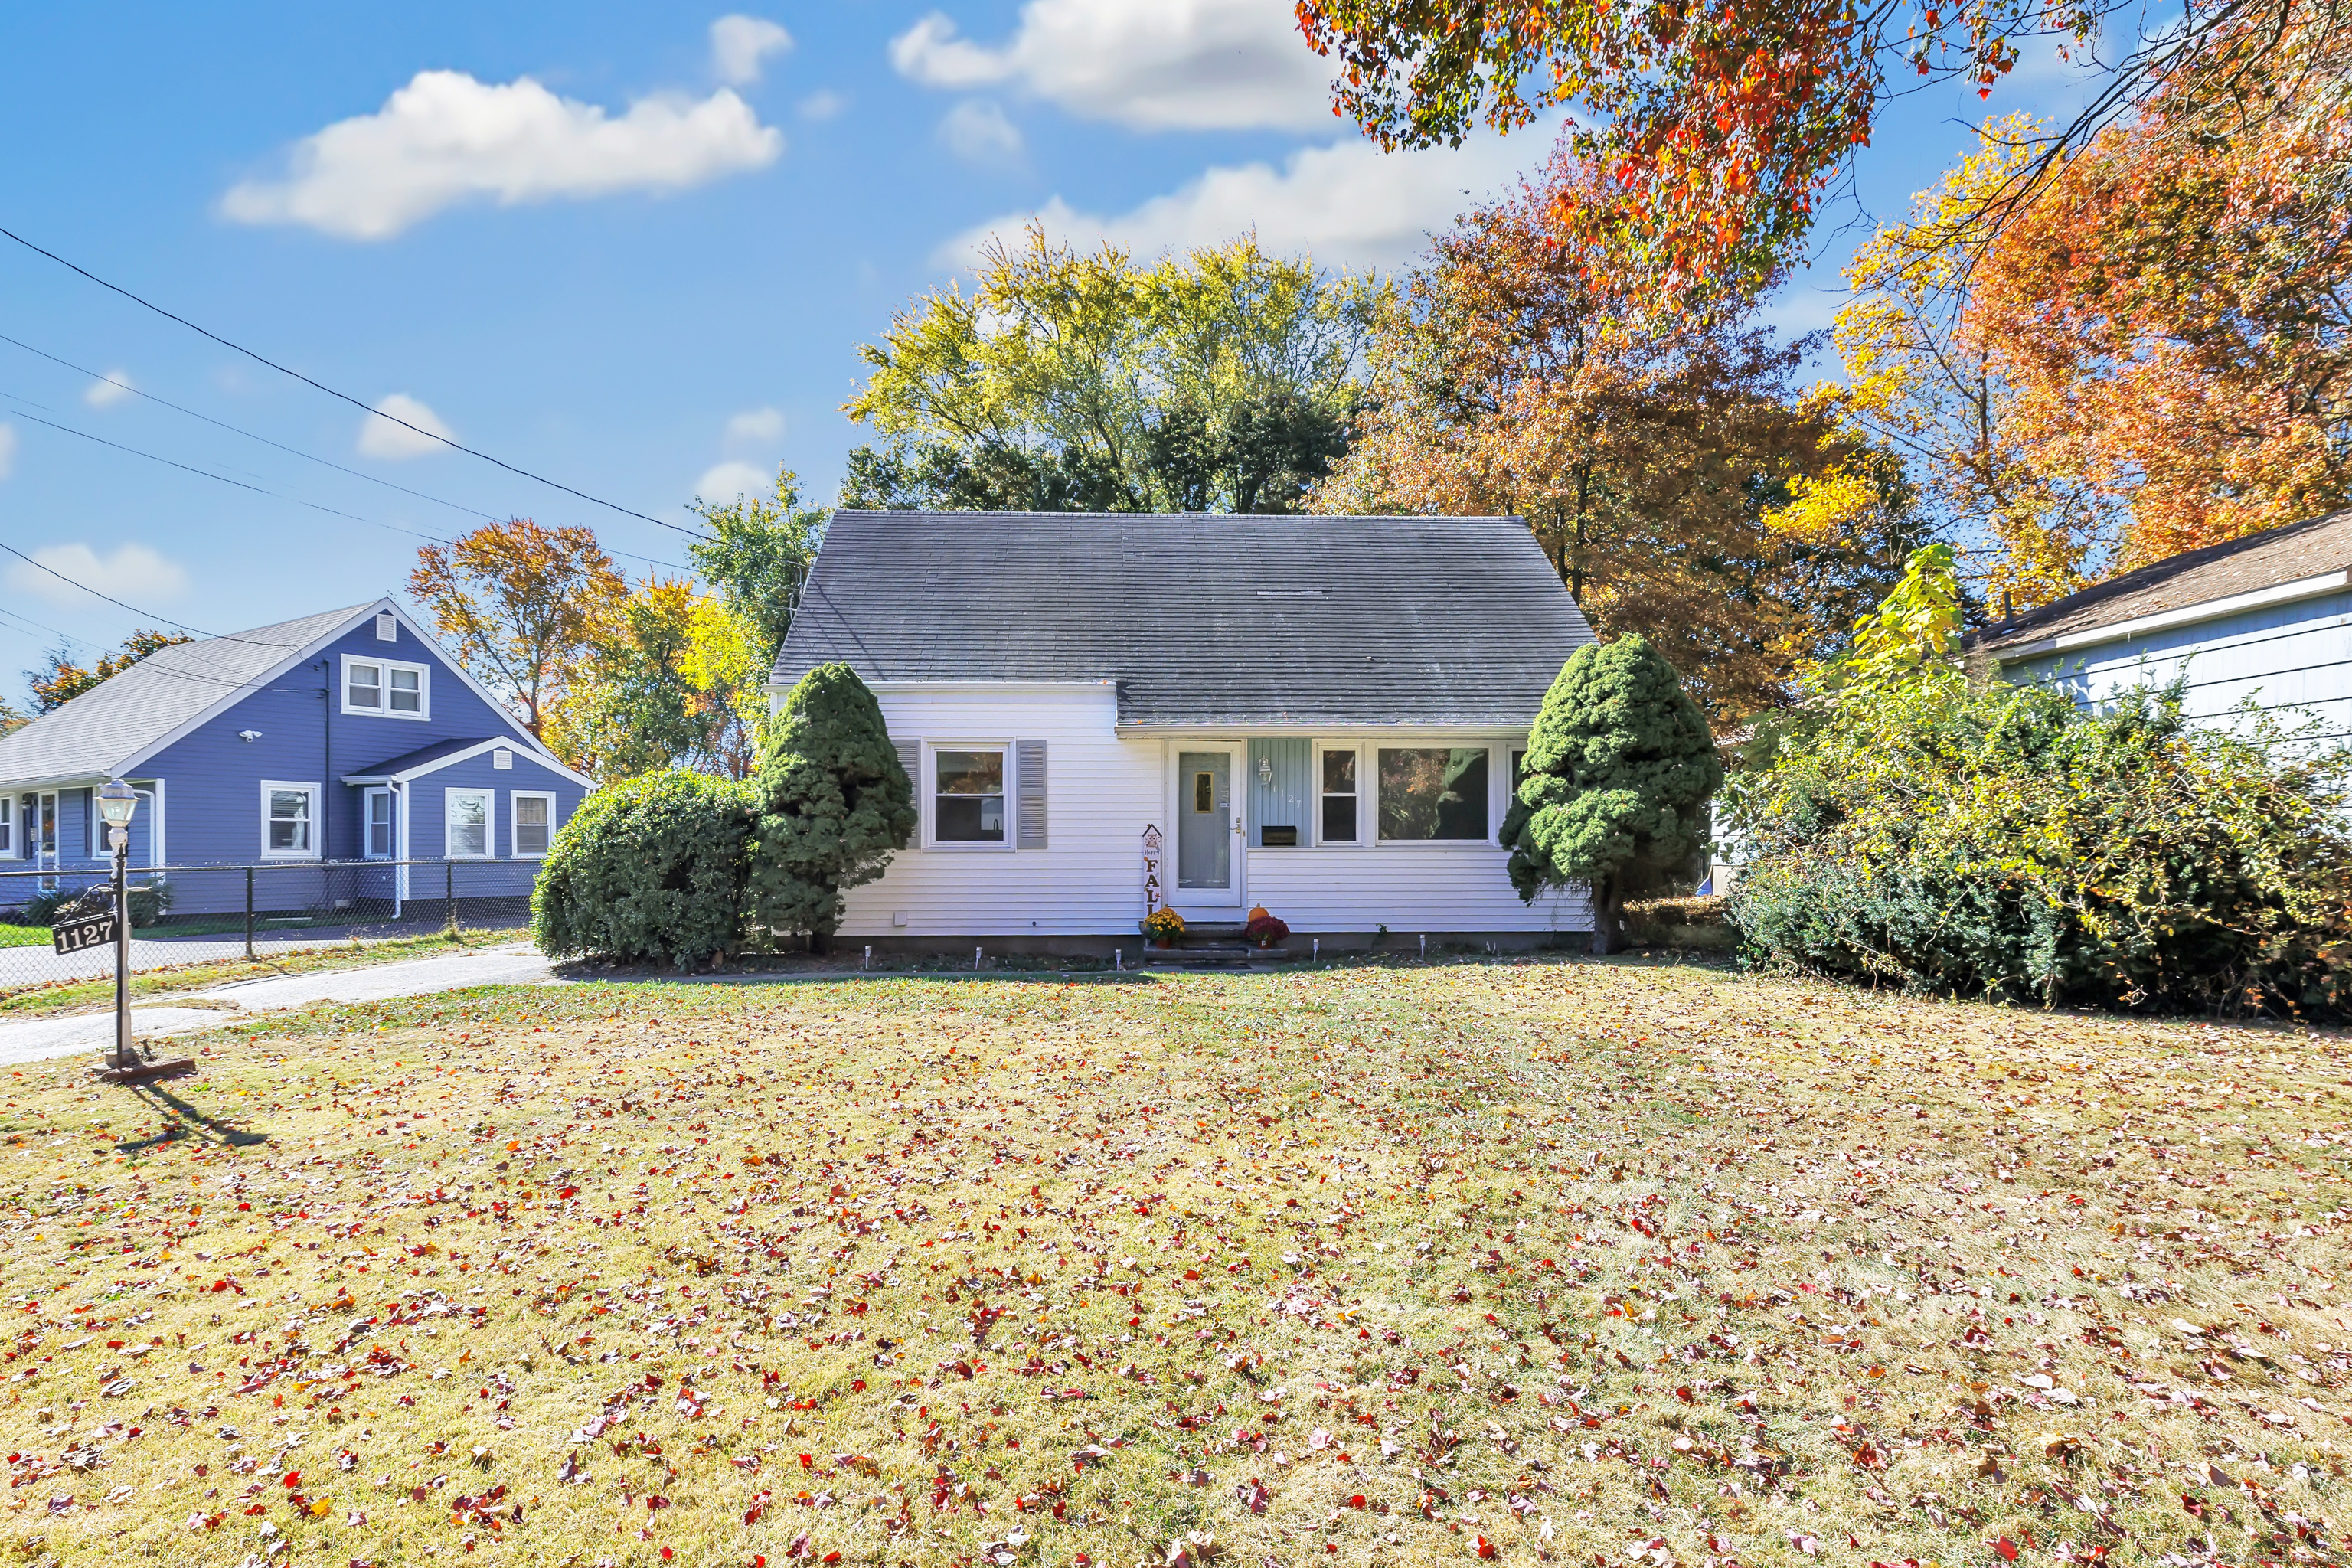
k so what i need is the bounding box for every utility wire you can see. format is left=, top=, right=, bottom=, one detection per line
left=0, top=221, right=708, bottom=539
left=0, top=390, right=691, bottom=575
left=0, top=330, right=506, bottom=524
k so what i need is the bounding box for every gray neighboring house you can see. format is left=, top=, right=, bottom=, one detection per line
left=1974, top=508, right=2351, bottom=747
left=770, top=510, right=1597, bottom=946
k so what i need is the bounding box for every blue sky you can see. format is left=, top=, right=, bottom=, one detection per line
left=0, top=2, right=2102, bottom=694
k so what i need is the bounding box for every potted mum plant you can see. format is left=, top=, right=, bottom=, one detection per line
left=1243, top=906, right=1289, bottom=949
left=1142, top=906, right=1185, bottom=949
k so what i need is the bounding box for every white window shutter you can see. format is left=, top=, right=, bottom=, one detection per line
left=1015, top=740, right=1047, bottom=849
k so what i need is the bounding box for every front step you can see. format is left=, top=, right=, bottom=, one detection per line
left=1135, top=942, right=1295, bottom=968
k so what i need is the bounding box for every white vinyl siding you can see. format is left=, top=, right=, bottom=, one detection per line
left=260, top=781, right=321, bottom=861
left=445, top=788, right=492, bottom=859
left=341, top=655, right=430, bottom=720
left=829, top=686, right=1581, bottom=937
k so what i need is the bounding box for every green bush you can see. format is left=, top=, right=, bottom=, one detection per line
left=745, top=663, right=914, bottom=950
left=531, top=769, right=754, bottom=967
left=1501, top=635, right=1721, bottom=953
left=1725, top=679, right=2352, bottom=1018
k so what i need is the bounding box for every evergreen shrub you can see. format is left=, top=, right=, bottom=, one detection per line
left=531, top=769, right=753, bottom=967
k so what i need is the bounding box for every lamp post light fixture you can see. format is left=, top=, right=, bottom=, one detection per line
left=95, top=779, right=139, bottom=1071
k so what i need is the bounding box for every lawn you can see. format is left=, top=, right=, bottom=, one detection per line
left=2, top=958, right=2347, bottom=1568
left=0, top=923, right=50, bottom=949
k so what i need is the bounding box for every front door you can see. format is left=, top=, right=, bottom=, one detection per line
left=35, top=792, right=56, bottom=885
left=1173, top=748, right=1241, bottom=910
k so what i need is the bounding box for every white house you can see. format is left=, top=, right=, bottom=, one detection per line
left=769, top=511, right=1598, bottom=949
left=1975, top=507, right=2350, bottom=748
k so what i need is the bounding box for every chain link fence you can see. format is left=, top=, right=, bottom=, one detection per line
left=0, top=859, right=537, bottom=1001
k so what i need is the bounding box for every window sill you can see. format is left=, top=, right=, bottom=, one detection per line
left=341, top=705, right=430, bottom=720
left=259, top=851, right=321, bottom=862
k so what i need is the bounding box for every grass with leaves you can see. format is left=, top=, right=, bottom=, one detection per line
left=0, top=929, right=528, bottom=1018
left=2, top=958, right=2347, bottom=1568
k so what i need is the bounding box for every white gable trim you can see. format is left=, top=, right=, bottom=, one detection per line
left=341, top=736, right=593, bottom=789
left=1991, top=568, right=2352, bottom=662
left=114, top=598, right=571, bottom=778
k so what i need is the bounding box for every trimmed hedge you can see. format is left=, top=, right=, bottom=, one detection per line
left=531, top=769, right=753, bottom=968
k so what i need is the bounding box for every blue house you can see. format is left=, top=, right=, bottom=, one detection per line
left=0, top=599, right=590, bottom=916
left=1975, top=508, right=2350, bottom=746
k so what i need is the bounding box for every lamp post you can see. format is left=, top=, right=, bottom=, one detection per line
left=96, top=779, right=139, bottom=1072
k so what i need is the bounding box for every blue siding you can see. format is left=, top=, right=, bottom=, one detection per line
left=1246, top=738, right=1311, bottom=848
left=2002, top=589, right=2352, bottom=750
left=76, top=610, right=591, bottom=877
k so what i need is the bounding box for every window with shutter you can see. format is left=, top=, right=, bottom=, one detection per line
left=1015, top=740, right=1047, bottom=848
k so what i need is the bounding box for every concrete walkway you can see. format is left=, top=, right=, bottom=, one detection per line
left=0, top=942, right=560, bottom=1069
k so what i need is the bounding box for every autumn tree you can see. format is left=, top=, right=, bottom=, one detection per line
left=843, top=227, right=1374, bottom=514
left=687, top=466, right=826, bottom=672
left=1965, top=59, right=2352, bottom=574
left=25, top=628, right=194, bottom=714
left=1315, top=154, right=1929, bottom=723
left=1292, top=0, right=2352, bottom=296
left=408, top=519, right=625, bottom=737
left=544, top=580, right=767, bottom=783
left=1833, top=123, right=2104, bottom=609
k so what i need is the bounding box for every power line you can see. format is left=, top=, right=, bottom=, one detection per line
left=0, top=330, right=506, bottom=524
left=0, top=221, right=708, bottom=540
left=0, top=390, right=691, bottom=575
left=0, top=536, right=215, bottom=635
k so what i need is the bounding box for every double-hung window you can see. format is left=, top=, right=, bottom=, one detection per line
left=0, top=796, right=11, bottom=856
left=511, top=792, right=555, bottom=858
left=1377, top=746, right=1491, bottom=841
left=363, top=788, right=395, bottom=860
left=446, top=789, right=493, bottom=859
left=343, top=655, right=428, bottom=719
left=1318, top=747, right=1361, bottom=845
left=260, top=781, right=320, bottom=859
left=933, top=748, right=1006, bottom=844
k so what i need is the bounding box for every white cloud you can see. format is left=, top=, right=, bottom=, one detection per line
left=694, top=460, right=772, bottom=501
left=939, top=100, right=1024, bottom=168
left=710, top=15, right=792, bottom=86
left=358, top=393, right=456, bottom=460
left=724, top=407, right=786, bottom=447
left=889, top=0, right=1334, bottom=131
left=939, top=129, right=1552, bottom=272
left=221, top=69, right=783, bottom=240
left=0, top=423, right=15, bottom=479
left=798, top=90, right=847, bottom=122
left=83, top=371, right=136, bottom=410
left=6, top=542, right=187, bottom=609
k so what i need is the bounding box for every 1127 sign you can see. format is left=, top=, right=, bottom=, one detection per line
left=51, top=912, right=115, bottom=956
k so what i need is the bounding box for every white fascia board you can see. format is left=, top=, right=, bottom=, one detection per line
left=1115, top=723, right=1532, bottom=740
left=0, top=771, right=109, bottom=793
left=771, top=679, right=1119, bottom=697
left=341, top=737, right=594, bottom=789
left=1994, top=569, right=2352, bottom=662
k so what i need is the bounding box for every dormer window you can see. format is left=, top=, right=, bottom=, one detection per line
left=342, top=655, right=429, bottom=719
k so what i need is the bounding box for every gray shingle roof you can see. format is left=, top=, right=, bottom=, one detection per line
left=0, top=603, right=374, bottom=788
left=1975, top=508, right=2352, bottom=655
left=773, top=512, right=1596, bottom=727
